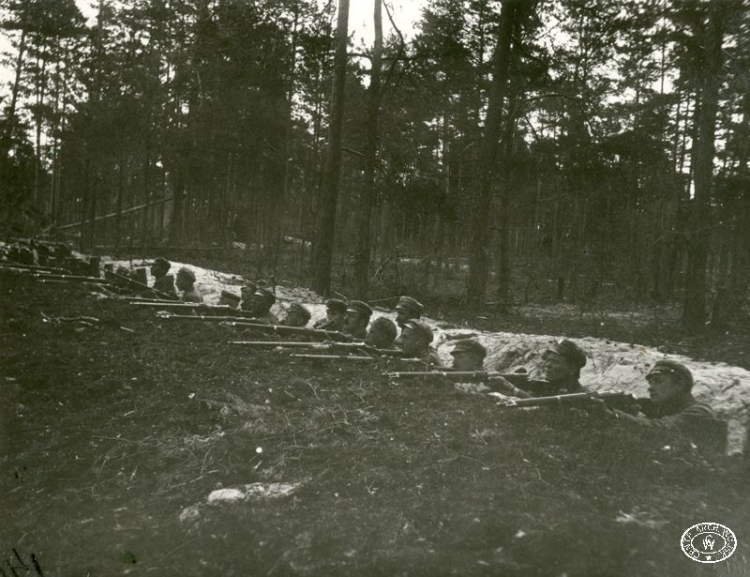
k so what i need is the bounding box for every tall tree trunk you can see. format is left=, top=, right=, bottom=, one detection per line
left=273, top=3, right=301, bottom=272
left=729, top=85, right=750, bottom=297
left=683, top=1, right=725, bottom=328
left=51, top=44, right=70, bottom=225
left=353, top=0, right=383, bottom=299
left=312, top=0, right=350, bottom=296
left=141, top=111, right=152, bottom=248
left=1, top=28, right=27, bottom=160
left=82, top=0, right=106, bottom=250
left=466, top=0, right=518, bottom=307
left=495, top=94, right=518, bottom=303
left=115, top=148, right=125, bottom=253
left=48, top=55, right=62, bottom=219
left=170, top=170, right=185, bottom=244
left=33, top=43, right=49, bottom=206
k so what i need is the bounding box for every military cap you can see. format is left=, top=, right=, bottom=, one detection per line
left=395, top=295, right=424, bottom=316
left=326, top=298, right=347, bottom=314
left=450, top=338, right=487, bottom=360
left=288, top=302, right=311, bottom=323
left=253, top=287, right=276, bottom=305
left=346, top=300, right=373, bottom=319
left=371, top=316, right=398, bottom=341
left=177, top=267, right=196, bottom=282
left=647, top=360, right=694, bottom=389
left=152, top=257, right=171, bottom=271
left=241, top=283, right=257, bottom=296
left=403, top=319, right=434, bottom=344
left=545, top=339, right=587, bottom=369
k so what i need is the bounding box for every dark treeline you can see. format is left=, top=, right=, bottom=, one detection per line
left=1, top=0, right=749, bottom=327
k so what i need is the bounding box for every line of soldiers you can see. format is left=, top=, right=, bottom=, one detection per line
left=445, top=337, right=727, bottom=454
left=149, top=260, right=440, bottom=360
left=148, top=258, right=728, bottom=454
left=150, top=260, right=439, bottom=361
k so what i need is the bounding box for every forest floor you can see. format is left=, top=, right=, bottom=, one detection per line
left=2, top=268, right=750, bottom=577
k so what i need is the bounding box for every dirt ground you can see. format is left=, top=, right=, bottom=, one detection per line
left=2, top=270, right=749, bottom=577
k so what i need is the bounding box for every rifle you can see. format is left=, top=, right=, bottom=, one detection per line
left=104, top=270, right=179, bottom=301
left=221, top=322, right=353, bottom=342
left=32, top=273, right=108, bottom=283
left=31, top=273, right=117, bottom=290
left=131, top=302, right=249, bottom=315
left=0, top=261, right=69, bottom=274
left=229, top=340, right=410, bottom=357
left=503, top=391, right=638, bottom=412
left=159, top=314, right=256, bottom=322
left=387, top=370, right=533, bottom=387
left=291, top=354, right=378, bottom=362
left=120, top=296, right=184, bottom=305
left=162, top=316, right=354, bottom=342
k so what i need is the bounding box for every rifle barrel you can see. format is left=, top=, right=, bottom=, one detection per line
left=120, top=297, right=184, bottom=304
left=132, top=301, right=230, bottom=309
left=160, top=314, right=250, bottom=321
left=291, top=354, right=377, bottom=362
left=389, top=371, right=506, bottom=379
left=33, top=273, right=104, bottom=282
left=162, top=317, right=354, bottom=342
left=229, top=341, right=416, bottom=360
left=222, top=322, right=353, bottom=342
left=229, top=341, right=326, bottom=348
left=507, top=391, right=635, bottom=408
left=0, top=262, right=69, bottom=274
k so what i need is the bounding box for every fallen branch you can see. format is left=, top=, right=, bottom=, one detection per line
left=41, top=312, right=100, bottom=325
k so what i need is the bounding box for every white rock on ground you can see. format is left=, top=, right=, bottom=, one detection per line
left=207, top=482, right=302, bottom=504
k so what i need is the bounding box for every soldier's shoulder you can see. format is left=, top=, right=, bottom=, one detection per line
left=683, top=401, right=718, bottom=419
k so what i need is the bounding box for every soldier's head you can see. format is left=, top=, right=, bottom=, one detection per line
left=151, top=257, right=171, bottom=279
left=248, top=287, right=276, bottom=317
left=343, top=300, right=372, bottom=334
left=366, top=317, right=398, bottom=349
left=401, top=320, right=434, bottom=356
left=16, top=245, right=35, bottom=265
left=450, top=339, right=486, bottom=371
left=175, top=267, right=196, bottom=291
left=541, top=339, right=586, bottom=383
left=240, top=283, right=257, bottom=299
left=646, top=360, right=694, bottom=405
left=325, top=299, right=347, bottom=323
left=284, top=303, right=311, bottom=327
left=395, top=296, right=424, bottom=329
left=238, top=284, right=257, bottom=311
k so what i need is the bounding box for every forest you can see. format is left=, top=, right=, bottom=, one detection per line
left=1, top=0, right=749, bottom=327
